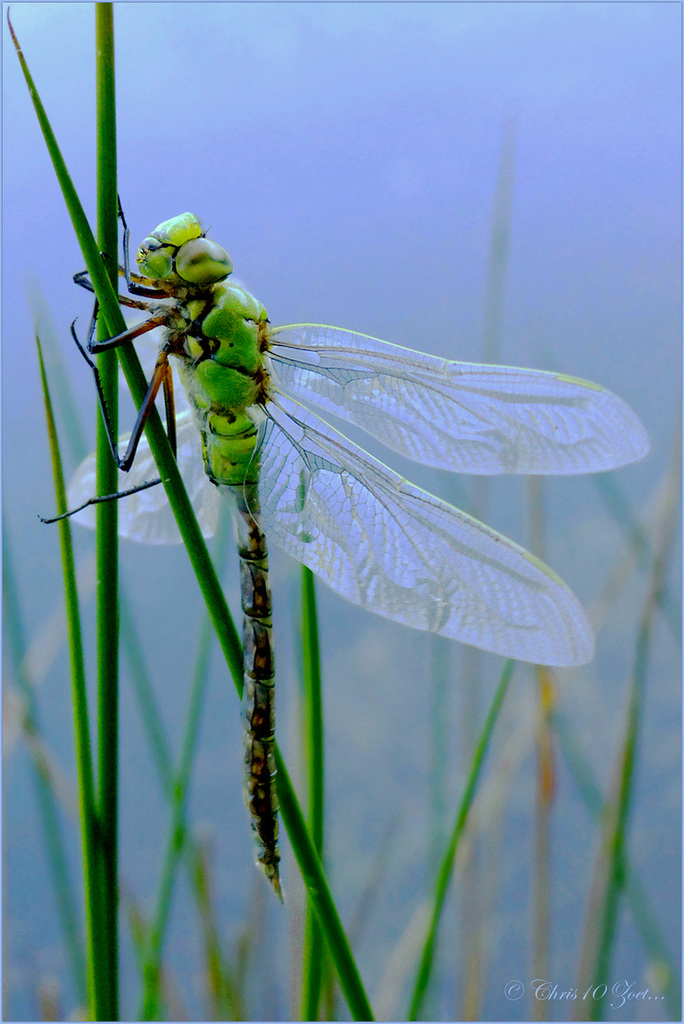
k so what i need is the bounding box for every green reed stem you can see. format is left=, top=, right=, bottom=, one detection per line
left=36, top=334, right=104, bottom=1018
left=94, top=6, right=120, bottom=1017
left=276, top=749, right=374, bottom=1021
left=2, top=523, right=88, bottom=1005
left=581, top=418, right=680, bottom=1021
left=138, top=511, right=232, bottom=1020
left=408, top=660, right=514, bottom=1021
left=300, top=566, right=325, bottom=1020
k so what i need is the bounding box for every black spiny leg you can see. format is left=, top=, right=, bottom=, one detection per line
left=70, top=316, right=176, bottom=472
left=43, top=321, right=179, bottom=525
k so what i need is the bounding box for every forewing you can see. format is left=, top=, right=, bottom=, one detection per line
left=67, top=410, right=220, bottom=544
left=250, top=394, right=595, bottom=666
left=268, top=324, right=649, bottom=475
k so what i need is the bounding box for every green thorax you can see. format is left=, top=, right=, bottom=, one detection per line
left=138, top=214, right=270, bottom=487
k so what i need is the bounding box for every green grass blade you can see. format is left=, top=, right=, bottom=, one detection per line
left=138, top=511, right=232, bottom=1021
left=301, top=569, right=324, bottom=852
left=94, top=7, right=120, bottom=1018
left=576, top=420, right=680, bottom=1021
left=528, top=474, right=552, bottom=1012
left=594, top=472, right=681, bottom=643
left=300, top=565, right=326, bottom=1021
left=454, top=122, right=517, bottom=1020
left=2, top=522, right=88, bottom=1006
left=191, top=841, right=246, bottom=1020
left=8, top=11, right=125, bottom=342
left=481, top=117, right=517, bottom=365
left=138, top=620, right=210, bottom=1019
left=35, top=333, right=105, bottom=1018
left=553, top=709, right=681, bottom=1018
left=428, top=638, right=450, bottom=880
left=120, top=597, right=174, bottom=780
left=119, top=576, right=243, bottom=1021
left=24, top=278, right=90, bottom=460
left=532, top=664, right=554, bottom=1019
left=275, top=748, right=375, bottom=1021
left=407, top=660, right=515, bottom=1021
left=577, top=629, right=650, bottom=1022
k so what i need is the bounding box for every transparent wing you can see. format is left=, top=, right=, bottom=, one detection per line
left=67, top=409, right=220, bottom=544
left=247, top=394, right=595, bottom=666
left=268, top=324, right=649, bottom=475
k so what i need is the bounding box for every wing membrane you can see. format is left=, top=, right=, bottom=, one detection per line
left=247, top=394, right=594, bottom=666
left=67, top=410, right=220, bottom=544
left=269, top=324, right=649, bottom=475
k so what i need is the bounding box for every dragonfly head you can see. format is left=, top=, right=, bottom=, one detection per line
left=137, top=213, right=233, bottom=287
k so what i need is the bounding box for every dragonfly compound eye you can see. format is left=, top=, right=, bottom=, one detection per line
left=175, top=238, right=233, bottom=285
left=137, top=213, right=208, bottom=282
left=137, top=236, right=176, bottom=280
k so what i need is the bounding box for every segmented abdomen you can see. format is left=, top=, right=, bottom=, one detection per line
left=230, top=482, right=282, bottom=900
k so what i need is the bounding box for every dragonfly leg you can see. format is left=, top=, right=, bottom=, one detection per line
left=74, top=263, right=168, bottom=302
left=115, top=351, right=175, bottom=471
left=119, top=201, right=134, bottom=292
left=118, top=202, right=170, bottom=299
left=74, top=269, right=154, bottom=313
left=72, top=247, right=120, bottom=294
left=85, top=311, right=169, bottom=355
left=162, top=365, right=178, bottom=458
left=43, top=316, right=174, bottom=522
left=72, top=286, right=157, bottom=386
left=40, top=478, right=162, bottom=525
left=70, top=318, right=174, bottom=471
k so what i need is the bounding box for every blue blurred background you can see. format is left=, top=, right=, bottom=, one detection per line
left=3, top=4, right=680, bottom=1020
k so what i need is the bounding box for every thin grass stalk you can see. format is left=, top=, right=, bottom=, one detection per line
left=553, top=709, right=681, bottom=1019
left=12, top=21, right=373, bottom=1017
left=300, top=565, right=325, bottom=1020
left=138, top=614, right=213, bottom=1019
left=528, top=473, right=553, bottom=1020
left=548, top=418, right=681, bottom=1016
left=119, top=591, right=244, bottom=1020
left=578, top=629, right=648, bottom=1022
left=119, top=574, right=239, bottom=1015
left=94, top=6, right=120, bottom=1017
left=458, top=119, right=517, bottom=1021
left=594, top=473, right=681, bottom=641
left=579, top=419, right=680, bottom=1021
left=553, top=415, right=680, bottom=1021
left=2, top=523, right=88, bottom=1005
left=428, top=638, right=449, bottom=882
left=36, top=335, right=104, bottom=1017
left=407, top=659, right=514, bottom=1021
left=192, top=843, right=246, bottom=1020
left=120, top=596, right=174, bottom=782
left=24, top=280, right=91, bottom=458
left=138, top=510, right=233, bottom=1020
left=532, top=664, right=554, bottom=1021
left=275, top=749, right=374, bottom=1021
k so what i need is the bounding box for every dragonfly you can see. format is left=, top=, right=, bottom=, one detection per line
left=67, top=212, right=649, bottom=897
